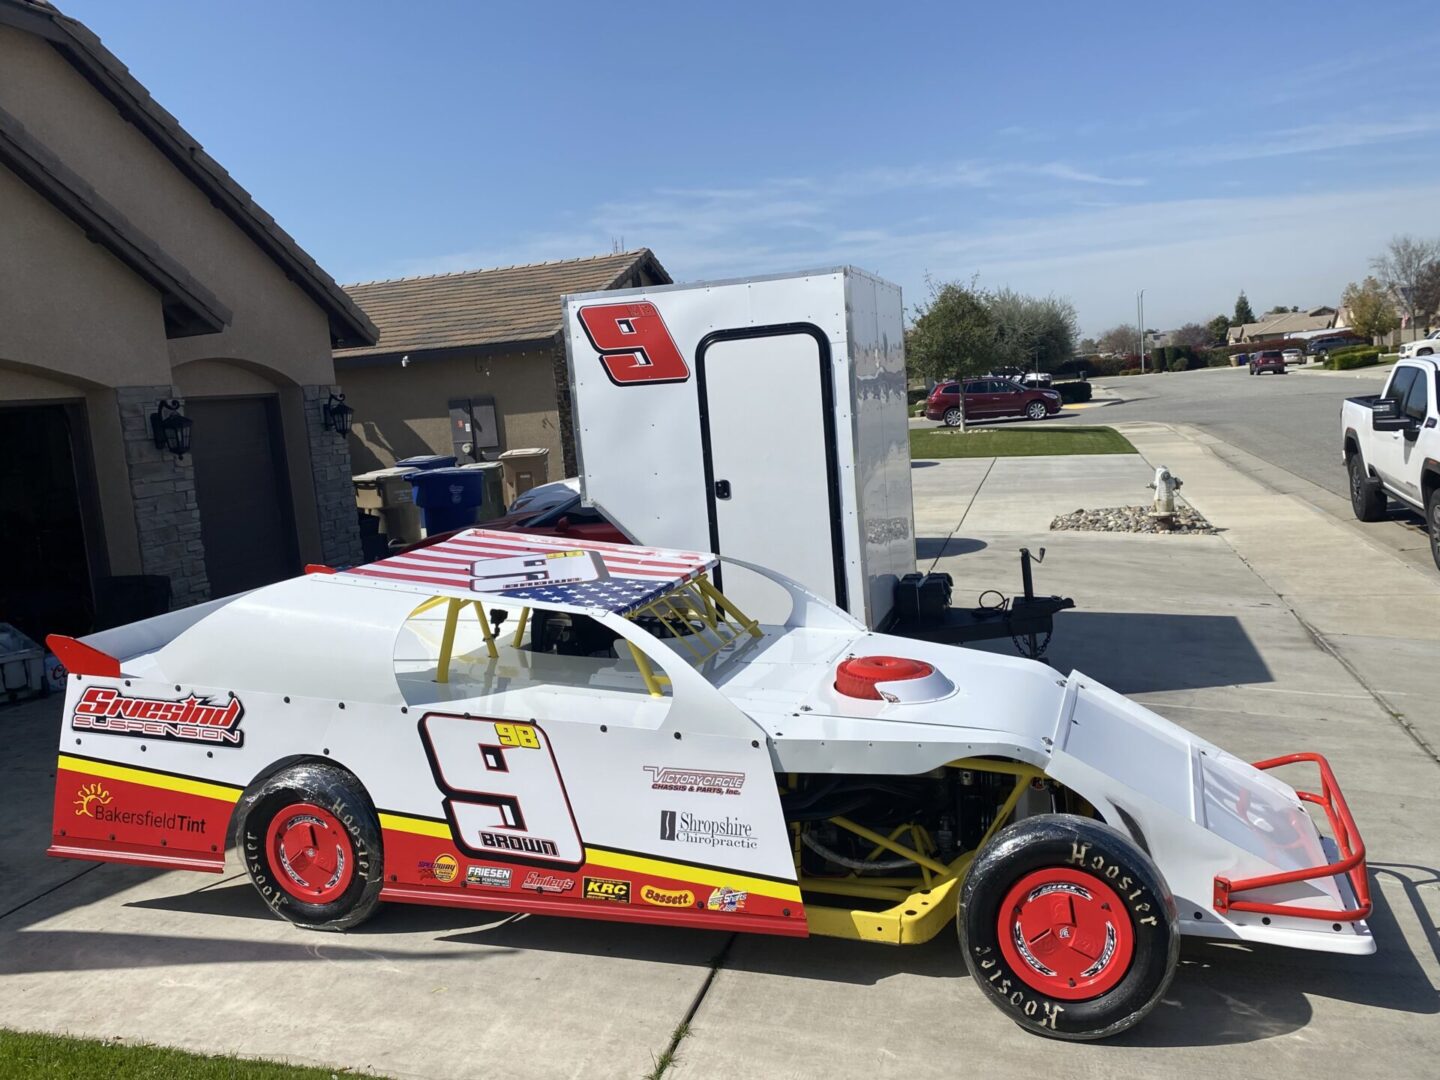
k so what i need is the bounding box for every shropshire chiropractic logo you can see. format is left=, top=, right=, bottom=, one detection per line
left=73, top=782, right=113, bottom=818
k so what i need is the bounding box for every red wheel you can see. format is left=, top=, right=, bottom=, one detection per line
left=997, top=867, right=1134, bottom=1000
left=264, top=801, right=355, bottom=905
left=835, top=655, right=934, bottom=699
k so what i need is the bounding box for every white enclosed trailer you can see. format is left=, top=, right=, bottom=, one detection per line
left=563, top=267, right=915, bottom=628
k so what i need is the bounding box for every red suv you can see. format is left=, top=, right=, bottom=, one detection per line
left=1248, top=350, right=1287, bottom=376
left=924, top=378, right=1062, bottom=425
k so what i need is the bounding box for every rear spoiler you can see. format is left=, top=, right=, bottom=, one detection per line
left=47, top=593, right=245, bottom=677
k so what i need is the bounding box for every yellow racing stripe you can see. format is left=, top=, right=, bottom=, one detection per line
left=378, top=812, right=453, bottom=839
left=57, top=754, right=242, bottom=804
left=586, top=846, right=802, bottom=903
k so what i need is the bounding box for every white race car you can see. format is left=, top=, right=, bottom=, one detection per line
left=48, top=530, right=1371, bottom=1040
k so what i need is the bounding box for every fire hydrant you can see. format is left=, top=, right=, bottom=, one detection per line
left=1148, top=466, right=1182, bottom=525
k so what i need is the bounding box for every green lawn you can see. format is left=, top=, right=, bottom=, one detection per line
left=911, top=424, right=1135, bottom=459
left=0, top=1030, right=372, bottom=1079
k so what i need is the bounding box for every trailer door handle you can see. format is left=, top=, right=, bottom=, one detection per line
left=714, top=480, right=732, bottom=500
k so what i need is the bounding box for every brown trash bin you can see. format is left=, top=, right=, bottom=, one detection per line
left=498, top=448, right=550, bottom=508
left=353, top=467, right=422, bottom=546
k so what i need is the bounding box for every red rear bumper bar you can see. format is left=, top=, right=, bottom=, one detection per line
left=1213, top=752, right=1371, bottom=922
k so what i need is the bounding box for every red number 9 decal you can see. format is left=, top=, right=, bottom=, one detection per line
left=577, top=301, right=690, bottom=385
left=420, top=713, right=584, bottom=870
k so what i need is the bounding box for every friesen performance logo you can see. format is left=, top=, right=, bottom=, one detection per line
left=70, top=686, right=244, bottom=747
left=643, top=765, right=745, bottom=797
left=659, top=810, right=758, bottom=850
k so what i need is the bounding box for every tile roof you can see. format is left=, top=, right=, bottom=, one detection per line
left=0, top=0, right=379, bottom=348
left=334, top=249, right=670, bottom=360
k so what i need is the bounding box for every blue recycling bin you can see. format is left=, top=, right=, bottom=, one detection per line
left=395, top=454, right=456, bottom=472
left=409, top=467, right=488, bottom=534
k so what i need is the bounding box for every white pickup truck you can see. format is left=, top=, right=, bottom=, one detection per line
left=1341, top=357, right=1440, bottom=570
left=1399, top=330, right=1440, bottom=360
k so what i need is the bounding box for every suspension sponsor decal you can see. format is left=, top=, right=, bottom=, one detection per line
left=70, top=686, right=244, bottom=747
left=583, top=876, right=631, bottom=904
left=643, top=765, right=745, bottom=797
left=659, top=810, right=758, bottom=850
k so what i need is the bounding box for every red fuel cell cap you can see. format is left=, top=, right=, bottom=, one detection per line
left=834, top=656, right=935, bottom=700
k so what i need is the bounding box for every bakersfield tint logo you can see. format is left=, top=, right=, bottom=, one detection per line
left=71, top=686, right=244, bottom=747
left=73, top=782, right=112, bottom=818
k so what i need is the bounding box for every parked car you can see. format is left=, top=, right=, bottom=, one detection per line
left=1249, top=350, right=1287, bottom=375
left=924, top=379, right=1062, bottom=425
left=1307, top=335, right=1368, bottom=357
left=1399, top=329, right=1440, bottom=360
left=1341, top=357, right=1440, bottom=571
left=1020, top=372, right=1053, bottom=388
left=1282, top=347, right=1304, bottom=366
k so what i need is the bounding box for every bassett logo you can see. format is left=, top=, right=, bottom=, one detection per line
left=640, top=885, right=694, bottom=908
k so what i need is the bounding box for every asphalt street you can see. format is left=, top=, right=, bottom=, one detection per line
left=1055, top=365, right=1390, bottom=498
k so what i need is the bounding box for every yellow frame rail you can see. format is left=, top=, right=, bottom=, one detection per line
left=802, top=759, right=1042, bottom=945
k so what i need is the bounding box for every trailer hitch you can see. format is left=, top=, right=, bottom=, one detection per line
left=891, top=547, right=1075, bottom=660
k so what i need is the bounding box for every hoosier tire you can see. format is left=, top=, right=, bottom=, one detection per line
left=240, top=763, right=384, bottom=931
left=960, top=814, right=1178, bottom=1041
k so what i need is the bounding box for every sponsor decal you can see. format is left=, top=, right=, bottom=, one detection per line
left=419, top=853, right=459, bottom=883
left=659, top=810, right=758, bottom=850
left=707, top=886, right=748, bottom=912
left=70, top=686, right=244, bottom=747
left=466, top=865, right=512, bottom=888
left=73, top=782, right=112, bottom=818
left=583, top=876, right=631, bottom=904
left=478, top=830, right=559, bottom=857
left=521, top=872, right=575, bottom=894
left=72, top=782, right=207, bottom=833
left=643, top=765, right=744, bottom=797
left=640, top=885, right=695, bottom=908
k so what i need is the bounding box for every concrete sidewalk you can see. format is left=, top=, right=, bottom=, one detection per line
left=2, top=434, right=1437, bottom=1079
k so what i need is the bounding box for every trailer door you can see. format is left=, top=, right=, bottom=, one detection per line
left=697, top=325, right=846, bottom=621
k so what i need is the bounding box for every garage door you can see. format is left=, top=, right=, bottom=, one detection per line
left=187, top=396, right=298, bottom=597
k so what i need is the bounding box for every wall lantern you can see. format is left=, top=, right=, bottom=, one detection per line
left=150, top=399, right=193, bottom=459
left=322, top=391, right=354, bottom=437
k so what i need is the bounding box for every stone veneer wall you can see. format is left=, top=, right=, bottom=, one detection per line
left=115, top=385, right=210, bottom=607
left=550, top=339, right=578, bottom=478
left=303, top=384, right=364, bottom=567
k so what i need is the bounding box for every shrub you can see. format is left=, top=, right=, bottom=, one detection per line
left=1118, top=367, right=1141, bottom=376
left=1329, top=348, right=1383, bottom=370
left=1055, top=381, right=1093, bottom=403
left=907, top=387, right=928, bottom=408
left=1205, top=349, right=1231, bottom=367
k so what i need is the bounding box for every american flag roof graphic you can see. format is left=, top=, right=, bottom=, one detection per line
left=338, top=530, right=717, bottom=616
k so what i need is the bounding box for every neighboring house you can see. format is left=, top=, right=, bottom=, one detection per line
left=0, top=0, right=378, bottom=642
left=1226, top=307, right=1337, bottom=344
left=335, top=250, right=671, bottom=478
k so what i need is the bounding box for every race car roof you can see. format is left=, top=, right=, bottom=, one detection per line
left=335, top=529, right=717, bottom=616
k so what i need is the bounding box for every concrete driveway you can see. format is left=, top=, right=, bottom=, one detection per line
left=2, top=423, right=1437, bottom=1079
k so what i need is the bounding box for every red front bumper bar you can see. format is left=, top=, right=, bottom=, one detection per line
left=1213, top=752, right=1371, bottom=922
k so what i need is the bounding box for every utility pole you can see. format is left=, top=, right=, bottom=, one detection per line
left=1136, top=289, right=1146, bottom=373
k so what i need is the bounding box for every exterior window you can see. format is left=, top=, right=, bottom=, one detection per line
left=1383, top=367, right=1417, bottom=405
left=1402, top=369, right=1431, bottom=421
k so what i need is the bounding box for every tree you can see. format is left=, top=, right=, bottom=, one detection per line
left=1078, top=336, right=1099, bottom=354
left=908, top=277, right=995, bottom=429
left=1341, top=276, right=1399, bottom=341
left=1096, top=323, right=1138, bottom=357
left=1205, top=314, right=1231, bottom=346
left=1231, top=291, right=1256, bottom=327
left=987, top=289, right=1078, bottom=372
left=1371, top=235, right=1440, bottom=329
left=1171, top=322, right=1212, bottom=349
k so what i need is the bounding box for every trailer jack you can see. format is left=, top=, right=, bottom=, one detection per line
left=890, top=547, right=1074, bottom=659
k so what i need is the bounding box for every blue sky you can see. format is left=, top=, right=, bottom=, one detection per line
left=63, top=0, right=1440, bottom=334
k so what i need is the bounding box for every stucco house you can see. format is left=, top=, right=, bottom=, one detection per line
left=0, top=0, right=379, bottom=641
left=335, top=250, right=671, bottom=479
left=1226, top=307, right=1337, bottom=344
